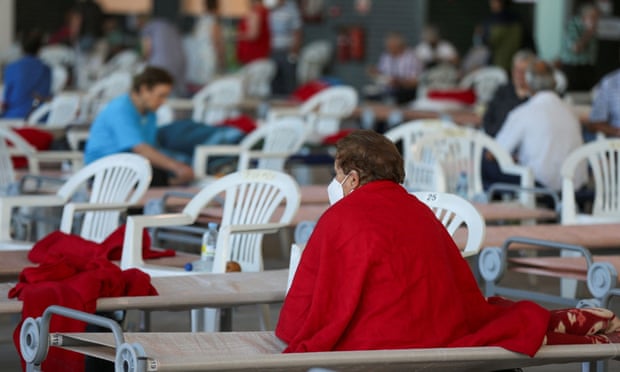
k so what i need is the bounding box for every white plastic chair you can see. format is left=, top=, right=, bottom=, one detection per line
left=81, top=71, right=132, bottom=121
left=240, top=59, right=276, bottom=99
left=297, top=40, right=333, bottom=84
left=192, top=76, right=244, bottom=124
left=120, top=169, right=301, bottom=331
left=554, top=69, right=568, bottom=95
left=39, top=45, right=75, bottom=67
left=156, top=104, right=174, bottom=126
left=27, top=93, right=81, bottom=127
left=561, top=139, right=620, bottom=225
left=385, top=120, right=456, bottom=191
left=412, top=191, right=486, bottom=257
left=0, top=126, right=83, bottom=180
left=98, top=50, right=141, bottom=79
left=50, top=65, right=69, bottom=94
left=0, top=153, right=152, bottom=249
left=459, top=66, right=508, bottom=104
left=268, top=86, right=358, bottom=142
left=411, top=127, right=534, bottom=206
left=193, top=117, right=307, bottom=180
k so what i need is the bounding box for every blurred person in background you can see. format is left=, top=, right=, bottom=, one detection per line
left=268, top=0, right=302, bottom=95
left=481, top=0, right=524, bottom=72
left=236, top=0, right=271, bottom=65
left=138, top=15, right=188, bottom=97
left=2, top=30, right=51, bottom=119
left=414, top=24, right=458, bottom=68
left=559, top=3, right=600, bottom=91
left=368, top=32, right=423, bottom=104
left=186, top=0, right=224, bottom=88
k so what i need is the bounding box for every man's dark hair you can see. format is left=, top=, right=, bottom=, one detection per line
left=21, top=30, right=44, bottom=56
left=336, top=130, right=405, bottom=185
left=205, top=0, right=219, bottom=12
left=131, top=66, right=174, bottom=92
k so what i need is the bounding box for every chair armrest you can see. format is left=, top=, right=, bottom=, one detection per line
left=486, top=183, right=561, bottom=217
left=213, top=222, right=288, bottom=273
left=60, top=202, right=133, bottom=234
left=266, top=107, right=301, bottom=121
left=193, top=145, right=243, bottom=179
left=120, top=213, right=195, bottom=270
left=29, top=151, right=84, bottom=172
left=0, top=195, right=65, bottom=240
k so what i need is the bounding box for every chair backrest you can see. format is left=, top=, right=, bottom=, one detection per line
left=297, top=40, right=333, bottom=84
left=459, top=66, right=508, bottom=103
left=83, top=71, right=132, bottom=119
left=0, top=127, right=37, bottom=195
left=240, top=59, right=276, bottom=99
left=192, top=76, right=244, bottom=124
left=287, top=243, right=304, bottom=293
left=412, top=191, right=486, bottom=257
left=51, top=65, right=69, bottom=94
left=410, top=127, right=525, bottom=200
left=100, top=50, right=140, bottom=78
left=385, top=120, right=456, bottom=191
left=27, top=93, right=81, bottom=127
left=238, top=117, right=306, bottom=171
left=182, top=170, right=301, bottom=272
left=561, top=139, right=620, bottom=224
left=300, top=86, right=358, bottom=136
left=57, top=153, right=152, bottom=242
left=39, top=45, right=75, bottom=67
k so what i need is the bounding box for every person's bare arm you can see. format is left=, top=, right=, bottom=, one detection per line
left=212, top=21, right=225, bottom=70
left=141, top=37, right=152, bottom=59
left=584, top=121, right=620, bottom=137
left=133, top=143, right=195, bottom=185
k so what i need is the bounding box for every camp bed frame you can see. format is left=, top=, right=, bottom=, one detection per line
left=20, top=305, right=619, bottom=372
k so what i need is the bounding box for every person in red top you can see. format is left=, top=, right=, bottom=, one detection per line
left=236, top=0, right=271, bottom=64
left=277, top=130, right=620, bottom=356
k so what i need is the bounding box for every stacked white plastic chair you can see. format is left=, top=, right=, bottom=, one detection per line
left=120, top=169, right=301, bottom=332
left=80, top=71, right=132, bottom=122
left=193, top=117, right=307, bottom=181
left=385, top=120, right=457, bottom=192
left=411, top=127, right=534, bottom=206
left=240, top=59, right=276, bottom=99
left=0, top=153, right=151, bottom=250
left=297, top=40, right=332, bottom=85
left=268, top=86, right=358, bottom=143
left=27, top=93, right=81, bottom=127
left=39, top=45, right=75, bottom=67
left=192, top=76, right=244, bottom=124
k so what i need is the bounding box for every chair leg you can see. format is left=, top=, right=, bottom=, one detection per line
left=257, top=304, right=271, bottom=331
left=191, top=308, right=221, bottom=332
left=561, top=249, right=581, bottom=298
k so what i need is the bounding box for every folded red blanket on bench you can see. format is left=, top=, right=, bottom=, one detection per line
left=9, top=226, right=163, bottom=372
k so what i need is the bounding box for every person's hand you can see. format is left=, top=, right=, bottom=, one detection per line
left=169, top=164, right=195, bottom=186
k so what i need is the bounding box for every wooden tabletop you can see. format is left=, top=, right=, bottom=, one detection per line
left=508, top=255, right=620, bottom=282
left=453, top=223, right=620, bottom=251
left=0, top=269, right=288, bottom=315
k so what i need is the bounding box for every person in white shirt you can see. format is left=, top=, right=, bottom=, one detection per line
left=414, top=25, right=458, bottom=68
left=495, top=59, right=587, bottom=191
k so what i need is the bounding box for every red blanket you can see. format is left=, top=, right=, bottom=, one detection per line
left=277, top=181, right=620, bottom=355
left=9, top=226, right=167, bottom=371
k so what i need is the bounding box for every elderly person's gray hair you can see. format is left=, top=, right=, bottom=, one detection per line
left=525, top=59, right=556, bottom=93
left=512, top=49, right=536, bottom=67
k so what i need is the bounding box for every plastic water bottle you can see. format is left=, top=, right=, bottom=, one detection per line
left=185, top=222, right=218, bottom=272
left=456, top=171, right=469, bottom=199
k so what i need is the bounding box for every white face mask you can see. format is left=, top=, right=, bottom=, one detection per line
left=327, top=173, right=350, bottom=205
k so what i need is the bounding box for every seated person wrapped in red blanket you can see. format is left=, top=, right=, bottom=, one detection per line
left=276, top=130, right=620, bottom=355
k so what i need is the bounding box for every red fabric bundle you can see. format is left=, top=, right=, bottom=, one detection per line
left=219, top=115, right=258, bottom=134
left=427, top=88, right=477, bottom=105
left=8, top=127, right=54, bottom=168
left=291, top=81, right=330, bottom=102
left=546, top=307, right=620, bottom=345
left=9, top=225, right=168, bottom=371
left=322, top=129, right=355, bottom=146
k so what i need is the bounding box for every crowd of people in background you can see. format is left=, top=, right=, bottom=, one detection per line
left=2, top=0, right=620, bottom=193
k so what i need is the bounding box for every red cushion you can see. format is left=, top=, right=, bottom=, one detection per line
left=291, top=81, right=330, bottom=102
left=322, top=129, right=355, bottom=145
left=219, top=115, right=258, bottom=134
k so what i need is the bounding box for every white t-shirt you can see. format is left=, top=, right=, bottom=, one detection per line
left=496, top=91, right=587, bottom=191
left=414, top=40, right=458, bottom=66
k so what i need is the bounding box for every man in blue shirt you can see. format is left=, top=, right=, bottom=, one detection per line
left=586, top=68, right=620, bottom=138
left=85, top=67, right=194, bottom=186
left=2, top=31, right=51, bottom=118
